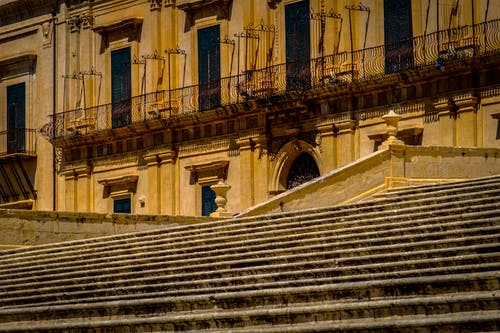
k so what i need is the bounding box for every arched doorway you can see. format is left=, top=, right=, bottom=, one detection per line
left=286, top=153, right=320, bottom=189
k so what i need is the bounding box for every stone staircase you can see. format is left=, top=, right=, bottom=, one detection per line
left=0, top=175, right=499, bottom=332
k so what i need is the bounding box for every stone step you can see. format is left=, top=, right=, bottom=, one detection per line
left=1, top=183, right=498, bottom=262
left=1, top=244, right=497, bottom=308
left=377, top=175, right=500, bottom=198
left=0, top=292, right=497, bottom=332
left=372, top=179, right=500, bottom=204
left=0, top=210, right=496, bottom=284
left=2, top=226, right=496, bottom=290
left=0, top=212, right=497, bottom=288
left=1, top=252, right=497, bottom=309
left=0, top=198, right=497, bottom=274
left=0, top=271, right=497, bottom=323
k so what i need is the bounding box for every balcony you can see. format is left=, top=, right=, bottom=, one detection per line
left=0, top=128, right=37, bottom=157
left=0, top=128, right=37, bottom=208
left=46, top=19, right=500, bottom=142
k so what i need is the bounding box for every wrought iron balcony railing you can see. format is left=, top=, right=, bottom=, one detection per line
left=0, top=128, right=37, bottom=157
left=47, top=19, right=500, bottom=140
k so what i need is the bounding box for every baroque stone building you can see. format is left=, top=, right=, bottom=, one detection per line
left=0, top=0, right=499, bottom=216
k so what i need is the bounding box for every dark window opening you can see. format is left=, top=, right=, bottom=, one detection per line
left=111, top=47, right=132, bottom=128
left=201, top=185, right=217, bottom=216
left=286, top=153, right=320, bottom=189
left=285, top=0, right=311, bottom=91
left=7, top=82, right=26, bottom=154
left=114, top=197, right=131, bottom=214
left=198, top=25, right=221, bottom=111
left=384, top=0, right=414, bottom=73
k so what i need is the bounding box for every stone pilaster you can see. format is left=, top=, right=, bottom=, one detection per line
left=435, top=97, right=457, bottom=146
left=75, top=166, right=92, bottom=212
left=236, top=137, right=254, bottom=210
left=334, top=119, right=356, bottom=168
left=143, top=154, right=160, bottom=214
left=158, top=150, right=177, bottom=215
left=62, top=165, right=91, bottom=212
left=316, top=121, right=337, bottom=172
left=252, top=135, right=270, bottom=204
left=455, top=94, right=479, bottom=147
left=62, top=170, right=77, bottom=212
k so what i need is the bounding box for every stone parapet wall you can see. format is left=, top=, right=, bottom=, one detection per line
left=239, top=145, right=500, bottom=217
left=0, top=210, right=215, bottom=248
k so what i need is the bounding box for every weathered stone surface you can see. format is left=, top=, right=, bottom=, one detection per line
left=0, top=176, right=498, bottom=331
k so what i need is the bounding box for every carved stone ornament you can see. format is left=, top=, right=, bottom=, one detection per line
left=149, top=0, right=163, bottom=10
left=42, top=21, right=51, bottom=40
left=267, top=0, right=281, bottom=9
left=66, top=15, right=82, bottom=33
left=81, top=14, right=94, bottom=29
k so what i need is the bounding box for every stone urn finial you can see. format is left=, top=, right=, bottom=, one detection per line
left=379, top=110, right=404, bottom=150
left=210, top=180, right=232, bottom=218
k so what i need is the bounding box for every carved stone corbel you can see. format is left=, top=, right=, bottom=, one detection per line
left=81, top=14, right=94, bottom=29
left=268, top=0, right=281, bottom=9
left=149, top=0, right=163, bottom=10
left=66, top=15, right=82, bottom=33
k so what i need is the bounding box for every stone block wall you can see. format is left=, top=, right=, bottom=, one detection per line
left=0, top=210, right=215, bottom=248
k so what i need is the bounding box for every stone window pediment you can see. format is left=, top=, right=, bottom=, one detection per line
left=177, top=0, right=231, bottom=12
left=98, top=175, right=138, bottom=198
left=94, top=17, right=143, bottom=46
left=0, top=53, right=36, bottom=78
left=185, top=160, right=229, bottom=184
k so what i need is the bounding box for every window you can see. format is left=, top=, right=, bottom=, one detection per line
left=198, top=25, right=221, bottom=111
left=111, top=47, right=132, bottom=128
left=113, top=197, right=131, bottom=213
left=286, top=153, right=319, bottom=189
left=384, top=0, right=413, bottom=73
left=6, top=82, right=26, bottom=154
left=201, top=185, right=216, bottom=216
left=285, top=0, right=311, bottom=90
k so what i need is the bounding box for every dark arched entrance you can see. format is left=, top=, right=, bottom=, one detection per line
left=286, top=153, right=320, bottom=189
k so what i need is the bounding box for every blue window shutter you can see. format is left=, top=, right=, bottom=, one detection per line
left=197, top=25, right=221, bottom=111
left=114, top=197, right=131, bottom=213
left=285, top=0, right=311, bottom=90
left=384, top=0, right=414, bottom=73
left=6, top=82, right=26, bottom=153
left=201, top=185, right=217, bottom=216
left=111, top=47, right=132, bottom=128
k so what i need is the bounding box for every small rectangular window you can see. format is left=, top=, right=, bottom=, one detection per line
left=201, top=185, right=216, bottom=216
left=114, top=197, right=131, bottom=214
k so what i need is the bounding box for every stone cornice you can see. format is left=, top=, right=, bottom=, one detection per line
left=177, top=0, right=231, bottom=12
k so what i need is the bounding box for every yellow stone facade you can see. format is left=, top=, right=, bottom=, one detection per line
left=0, top=0, right=499, bottom=216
